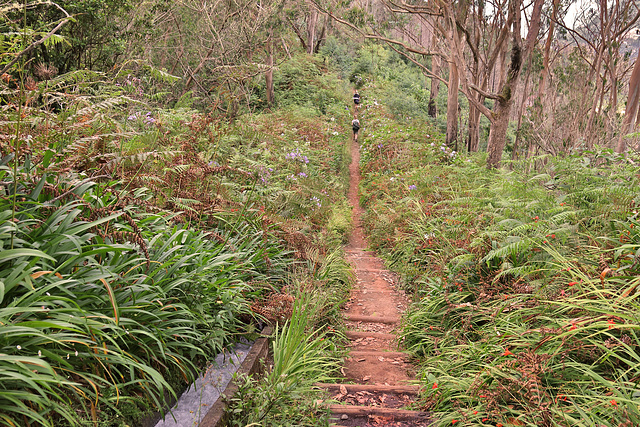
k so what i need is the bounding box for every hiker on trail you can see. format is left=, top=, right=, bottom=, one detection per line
left=353, top=89, right=360, bottom=109
left=352, top=117, right=361, bottom=141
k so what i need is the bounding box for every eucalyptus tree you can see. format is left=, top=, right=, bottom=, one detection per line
left=618, top=51, right=640, bottom=152
left=328, top=0, right=544, bottom=167
left=286, top=0, right=330, bottom=54
left=555, top=0, right=640, bottom=149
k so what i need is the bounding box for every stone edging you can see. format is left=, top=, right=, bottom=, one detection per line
left=198, top=326, right=272, bottom=427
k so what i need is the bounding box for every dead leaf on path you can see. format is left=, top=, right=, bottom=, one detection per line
left=340, top=385, right=348, bottom=395
left=378, top=356, right=385, bottom=361
left=363, top=375, right=371, bottom=381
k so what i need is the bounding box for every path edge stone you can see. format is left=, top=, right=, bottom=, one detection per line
left=141, top=326, right=272, bottom=427
left=198, top=325, right=272, bottom=427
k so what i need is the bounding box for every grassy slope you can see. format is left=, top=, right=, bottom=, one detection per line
left=356, top=78, right=640, bottom=426
left=0, top=53, right=353, bottom=426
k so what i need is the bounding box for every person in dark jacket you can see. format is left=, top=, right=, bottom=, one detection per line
left=353, top=89, right=360, bottom=109
left=352, top=116, right=361, bottom=141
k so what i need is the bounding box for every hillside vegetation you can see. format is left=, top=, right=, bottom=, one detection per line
left=1, top=50, right=355, bottom=426
left=3, top=1, right=640, bottom=425
left=355, top=80, right=640, bottom=426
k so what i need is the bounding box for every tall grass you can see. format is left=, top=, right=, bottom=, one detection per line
left=228, top=292, right=341, bottom=427
left=355, top=80, right=640, bottom=426
left=0, top=178, right=293, bottom=425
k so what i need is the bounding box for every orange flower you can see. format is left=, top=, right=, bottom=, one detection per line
left=568, top=282, right=578, bottom=286
left=451, top=421, right=458, bottom=424
left=432, top=383, right=438, bottom=389
left=610, top=399, right=618, bottom=406
left=502, top=348, right=514, bottom=356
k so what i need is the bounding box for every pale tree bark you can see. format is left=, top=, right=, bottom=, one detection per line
left=445, top=0, right=470, bottom=149
left=466, top=0, right=484, bottom=153
left=538, top=0, right=559, bottom=106
left=446, top=58, right=460, bottom=148
left=428, top=30, right=440, bottom=118
left=486, top=0, right=543, bottom=168
left=617, top=53, right=640, bottom=153
left=584, top=0, right=614, bottom=145
left=266, top=37, right=275, bottom=107
left=512, top=59, right=532, bottom=160
left=307, top=1, right=319, bottom=54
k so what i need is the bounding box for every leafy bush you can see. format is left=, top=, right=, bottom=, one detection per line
left=227, top=293, right=340, bottom=427
left=0, top=174, right=295, bottom=425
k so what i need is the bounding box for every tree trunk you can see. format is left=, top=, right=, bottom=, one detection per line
left=486, top=0, right=543, bottom=168
left=265, top=38, right=274, bottom=108
left=512, top=60, right=532, bottom=160
left=538, top=0, right=559, bottom=106
left=617, top=53, right=640, bottom=153
left=585, top=0, right=613, bottom=147
left=446, top=59, right=460, bottom=148
left=428, top=54, right=440, bottom=117
left=307, top=3, right=318, bottom=55
left=487, top=94, right=513, bottom=168
left=428, top=28, right=440, bottom=118
left=467, top=100, right=482, bottom=152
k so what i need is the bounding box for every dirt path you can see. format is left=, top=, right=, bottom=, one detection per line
left=318, top=136, right=431, bottom=426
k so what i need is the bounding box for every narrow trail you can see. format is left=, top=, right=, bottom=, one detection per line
left=317, top=133, right=431, bottom=426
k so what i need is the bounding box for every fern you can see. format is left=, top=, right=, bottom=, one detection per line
left=163, top=164, right=192, bottom=175
left=67, top=96, right=140, bottom=122
left=168, top=197, right=200, bottom=212
left=480, top=237, right=534, bottom=265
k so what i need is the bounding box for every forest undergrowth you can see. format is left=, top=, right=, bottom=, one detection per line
left=0, top=54, right=353, bottom=426
left=4, top=27, right=640, bottom=426
left=356, top=81, right=640, bottom=426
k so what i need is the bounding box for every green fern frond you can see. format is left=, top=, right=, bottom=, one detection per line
left=163, top=164, right=191, bottom=175
left=68, top=96, right=139, bottom=121
left=168, top=197, right=200, bottom=212
left=509, top=222, right=539, bottom=236
left=49, top=70, right=106, bottom=87
left=481, top=237, right=533, bottom=265
left=114, top=59, right=181, bottom=84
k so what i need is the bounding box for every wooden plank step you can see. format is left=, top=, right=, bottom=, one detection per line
left=316, top=383, right=420, bottom=394
left=349, top=350, right=408, bottom=359
left=344, top=314, right=399, bottom=324
left=329, top=404, right=429, bottom=420
left=344, top=331, right=397, bottom=340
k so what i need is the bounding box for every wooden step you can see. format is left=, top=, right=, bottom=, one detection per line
left=344, top=314, right=400, bottom=324
left=329, top=404, right=429, bottom=420
left=349, top=350, right=408, bottom=359
left=316, top=383, right=420, bottom=395
left=344, top=330, right=397, bottom=340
